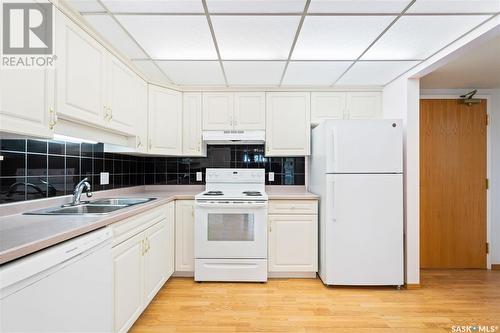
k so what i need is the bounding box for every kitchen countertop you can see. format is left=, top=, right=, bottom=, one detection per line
left=0, top=185, right=318, bottom=265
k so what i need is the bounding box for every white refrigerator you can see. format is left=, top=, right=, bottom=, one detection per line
left=309, top=119, right=404, bottom=286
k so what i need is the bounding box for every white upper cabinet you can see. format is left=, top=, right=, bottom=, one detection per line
left=202, top=92, right=265, bottom=130
left=202, top=93, right=234, bottom=130
left=0, top=68, right=55, bottom=138
left=346, top=92, right=382, bottom=119
left=55, top=14, right=106, bottom=127
left=233, top=92, right=265, bottom=130
left=131, top=78, right=148, bottom=152
left=311, top=92, right=345, bottom=125
left=148, top=85, right=182, bottom=155
left=183, top=93, right=206, bottom=156
left=265, top=92, right=311, bottom=156
left=105, top=55, right=139, bottom=135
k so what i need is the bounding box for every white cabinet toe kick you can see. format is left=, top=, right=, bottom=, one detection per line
left=195, top=259, right=268, bottom=282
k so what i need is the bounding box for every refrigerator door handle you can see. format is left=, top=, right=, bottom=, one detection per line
left=329, top=129, right=338, bottom=172
left=328, top=179, right=336, bottom=223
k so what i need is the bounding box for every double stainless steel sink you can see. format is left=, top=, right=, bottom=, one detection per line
left=24, top=198, right=156, bottom=216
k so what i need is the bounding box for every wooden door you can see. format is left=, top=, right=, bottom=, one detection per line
left=420, top=99, right=487, bottom=268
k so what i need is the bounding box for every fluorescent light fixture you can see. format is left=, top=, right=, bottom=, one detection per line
left=53, top=134, right=98, bottom=144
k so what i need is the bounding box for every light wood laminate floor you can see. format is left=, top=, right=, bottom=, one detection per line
left=130, top=270, right=500, bottom=333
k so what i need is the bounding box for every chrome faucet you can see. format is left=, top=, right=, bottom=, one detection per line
left=72, top=178, right=93, bottom=205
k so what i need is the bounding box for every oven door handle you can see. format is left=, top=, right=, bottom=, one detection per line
left=195, top=201, right=268, bottom=209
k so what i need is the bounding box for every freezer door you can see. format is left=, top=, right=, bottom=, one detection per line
left=324, top=174, right=403, bottom=285
left=326, top=119, right=403, bottom=173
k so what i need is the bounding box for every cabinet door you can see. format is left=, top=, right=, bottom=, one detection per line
left=268, top=215, right=318, bottom=272
left=165, top=202, right=175, bottom=277
left=131, top=78, right=148, bottom=152
left=175, top=200, right=195, bottom=272
left=265, top=92, right=311, bottom=156
left=234, top=92, right=265, bottom=130
left=105, top=55, right=138, bottom=135
left=144, top=220, right=169, bottom=304
left=55, top=14, right=105, bottom=127
left=346, top=92, right=382, bottom=119
left=202, top=93, right=233, bottom=130
left=148, top=85, right=182, bottom=155
left=311, top=92, right=346, bottom=125
left=0, top=68, right=54, bottom=138
left=112, top=232, right=144, bottom=333
left=182, top=93, right=205, bottom=156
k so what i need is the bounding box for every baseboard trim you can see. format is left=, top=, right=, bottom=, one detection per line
left=491, top=264, right=500, bottom=270
left=405, top=283, right=421, bottom=289
left=268, top=272, right=317, bottom=278
left=173, top=271, right=194, bottom=277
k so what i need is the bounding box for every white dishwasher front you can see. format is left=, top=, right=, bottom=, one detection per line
left=0, top=227, right=113, bottom=333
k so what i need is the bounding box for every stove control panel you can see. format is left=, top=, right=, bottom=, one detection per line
left=205, top=168, right=265, bottom=184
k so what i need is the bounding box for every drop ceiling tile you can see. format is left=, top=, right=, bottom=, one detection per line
left=212, top=16, right=301, bottom=60
left=101, top=0, right=204, bottom=13
left=207, top=0, right=306, bottom=13
left=116, top=15, right=217, bottom=59
left=66, top=0, right=104, bottom=13
left=223, top=61, right=286, bottom=85
left=407, top=0, right=500, bottom=13
left=336, top=61, right=419, bottom=85
left=83, top=15, right=147, bottom=59
left=156, top=61, right=225, bottom=85
left=308, top=0, right=412, bottom=13
left=132, top=60, right=171, bottom=84
left=292, top=16, right=395, bottom=60
left=361, top=15, right=491, bottom=60
left=282, top=61, right=352, bottom=85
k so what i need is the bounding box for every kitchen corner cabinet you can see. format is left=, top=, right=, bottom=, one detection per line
left=175, top=200, right=195, bottom=272
left=311, top=92, right=382, bottom=124
left=183, top=93, right=206, bottom=156
left=148, top=85, right=182, bottom=155
left=130, top=79, right=148, bottom=152
left=265, top=92, right=311, bottom=156
left=202, top=92, right=265, bottom=130
left=111, top=203, right=174, bottom=333
left=0, top=68, right=55, bottom=138
left=268, top=200, right=318, bottom=274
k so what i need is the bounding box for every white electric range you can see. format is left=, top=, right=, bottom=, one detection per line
left=194, top=168, right=268, bottom=282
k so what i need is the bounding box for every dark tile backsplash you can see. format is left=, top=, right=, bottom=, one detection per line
left=0, top=140, right=305, bottom=204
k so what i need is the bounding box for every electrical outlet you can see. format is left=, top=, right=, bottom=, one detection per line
left=268, top=172, right=274, bottom=182
left=196, top=172, right=202, bottom=181
left=100, top=172, right=109, bottom=185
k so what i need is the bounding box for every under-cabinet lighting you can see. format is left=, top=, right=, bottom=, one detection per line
left=53, top=134, right=98, bottom=144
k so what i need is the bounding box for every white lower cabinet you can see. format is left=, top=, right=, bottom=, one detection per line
left=268, top=200, right=318, bottom=275
left=175, top=200, right=195, bottom=273
left=111, top=203, right=174, bottom=333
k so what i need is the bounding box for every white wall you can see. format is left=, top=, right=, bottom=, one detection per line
left=420, top=88, right=500, bottom=266
left=383, top=78, right=420, bottom=284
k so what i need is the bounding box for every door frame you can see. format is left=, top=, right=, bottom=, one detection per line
left=420, top=94, right=491, bottom=269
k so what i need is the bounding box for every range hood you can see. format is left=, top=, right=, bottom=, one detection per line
left=202, top=130, right=265, bottom=145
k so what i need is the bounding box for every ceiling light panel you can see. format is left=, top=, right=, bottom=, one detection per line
left=132, top=60, right=171, bottom=84
left=101, top=0, right=205, bottom=13
left=66, top=0, right=104, bottom=13
left=83, top=15, right=147, bottom=59
left=116, top=15, right=218, bottom=59
left=211, top=16, right=301, bottom=60
left=407, top=0, right=500, bottom=13
left=292, top=16, right=395, bottom=60
left=361, top=15, right=491, bottom=60
left=207, top=0, right=306, bottom=13
left=308, top=0, right=412, bottom=13
left=282, top=61, right=353, bottom=85
left=336, top=61, right=419, bottom=85
left=156, top=61, right=225, bottom=85
left=223, top=61, right=286, bottom=85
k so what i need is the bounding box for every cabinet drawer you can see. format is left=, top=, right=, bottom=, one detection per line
left=111, top=205, right=167, bottom=246
left=268, top=200, right=318, bottom=215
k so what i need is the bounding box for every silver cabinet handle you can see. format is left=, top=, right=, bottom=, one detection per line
left=48, top=107, right=57, bottom=129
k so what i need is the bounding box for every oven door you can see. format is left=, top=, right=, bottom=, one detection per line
left=195, top=201, right=267, bottom=259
